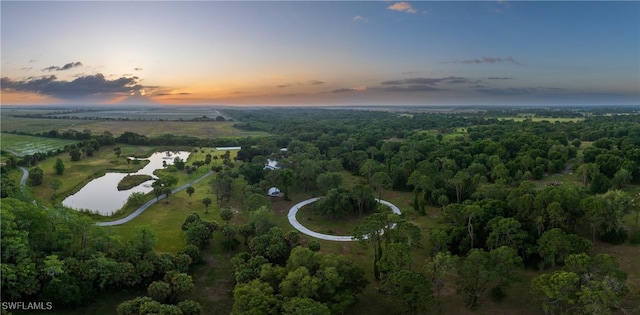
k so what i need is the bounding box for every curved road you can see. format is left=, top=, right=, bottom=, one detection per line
left=19, top=167, right=29, bottom=186
left=96, top=171, right=213, bottom=226
left=287, top=198, right=401, bottom=242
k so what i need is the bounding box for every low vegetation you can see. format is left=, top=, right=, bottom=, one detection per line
left=117, top=175, right=153, bottom=191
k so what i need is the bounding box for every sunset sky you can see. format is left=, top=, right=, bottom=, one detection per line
left=1, top=1, right=639, bottom=106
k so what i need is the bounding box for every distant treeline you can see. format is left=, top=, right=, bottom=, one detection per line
left=10, top=114, right=228, bottom=122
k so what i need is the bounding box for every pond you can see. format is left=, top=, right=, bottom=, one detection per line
left=62, top=151, right=190, bottom=215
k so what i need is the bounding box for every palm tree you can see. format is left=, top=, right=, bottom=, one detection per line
left=163, top=187, right=172, bottom=202
left=202, top=197, right=212, bottom=214
left=186, top=186, right=195, bottom=204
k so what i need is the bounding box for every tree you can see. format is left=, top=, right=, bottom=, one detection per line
left=576, top=163, right=600, bottom=189
left=457, top=249, right=492, bottom=309
left=54, top=158, right=65, bottom=175
left=162, top=187, right=172, bottom=202
left=489, top=246, right=523, bottom=299
left=371, top=171, right=392, bottom=200
left=377, top=242, right=411, bottom=276
left=238, top=223, right=256, bottom=246
left=360, top=159, right=384, bottom=184
left=147, top=280, right=171, bottom=302
left=249, top=227, right=291, bottom=265
left=131, top=225, right=157, bottom=253
left=239, top=162, right=266, bottom=185
left=154, top=186, right=164, bottom=201
left=69, top=149, right=81, bottom=161
left=536, top=228, right=592, bottom=270
left=163, top=270, right=194, bottom=303
left=353, top=212, right=388, bottom=280
left=281, top=297, right=331, bottom=315
left=531, top=253, right=630, bottom=315
left=202, top=197, right=212, bottom=214
left=281, top=169, right=295, bottom=201
left=381, top=270, right=434, bottom=314
left=220, top=208, right=234, bottom=222
left=186, top=186, right=195, bottom=204
left=184, top=219, right=218, bottom=248
left=177, top=300, right=202, bottom=315
left=424, top=252, right=458, bottom=312
left=28, top=166, right=43, bottom=186
left=316, top=172, right=343, bottom=194
left=351, top=183, right=374, bottom=217
left=222, top=224, right=239, bottom=251
left=50, top=179, right=62, bottom=195
left=245, top=193, right=271, bottom=212
left=448, top=171, right=470, bottom=203
left=612, top=168, right=632, bottom=189
left=232, top=279, right=280, bottom=315
left=531, top=271, right=580, bottom=315
left=485, top=217, right=527, bottom=250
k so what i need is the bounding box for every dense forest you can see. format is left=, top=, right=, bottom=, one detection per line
left=1, top=106, right=639, bottom=314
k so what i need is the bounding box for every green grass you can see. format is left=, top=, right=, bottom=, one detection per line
left=28, top=145, right=153, bottom=204
left=1, top=115, right=268, bottom=138
left=296, top=203, right=368, bottom=236
left=0, top=133, right=79, bottom=156
left=117, top=174, right=153, bottom=190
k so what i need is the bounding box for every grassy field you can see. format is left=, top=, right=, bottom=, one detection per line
left=1, top=108, right=268, bottom=138
left=0, top=133, right=79, bottom=156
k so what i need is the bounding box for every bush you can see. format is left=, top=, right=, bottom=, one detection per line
left=127, top=192, right=146, bottom=207
left=490, top=286, right=506, bottom=302
left=628, top=229, right=640, bottom=245
left=600, top=228, right=628, bottom=245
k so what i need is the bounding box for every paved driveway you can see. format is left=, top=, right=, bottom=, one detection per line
left=97, top=171, right=213, bottom=226
left=287, top=197, right=401, bottom=242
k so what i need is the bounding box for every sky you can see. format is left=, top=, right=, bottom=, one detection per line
left=1, top=1, right=639, bottom=106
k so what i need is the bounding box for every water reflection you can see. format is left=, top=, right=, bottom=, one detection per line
left=62, top=151, right=190, bottom=215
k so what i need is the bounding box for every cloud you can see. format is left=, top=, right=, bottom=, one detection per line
left=444, top=57, right=522, bottom=65
left=42, top=61, right=83, bottom=72
left=154, top=92, right=191, bottom=96
left=134, top=67, right=143, bottom=71
left=277, top=80, right=324, bottom=88
left=488, top=77, right=514, bottom=80
left=330, top=86, right=367, bottom=93
left=387, top=2, right=417, bottom=14
left=475, top=87, right=564, bottom=96
left=353, top=15, right=368, bottom=22
left=381, top=76, right=467, bottom=85
left=377, top=85, right=442, bottom=92
left=1, top=73, right=143, bottom=99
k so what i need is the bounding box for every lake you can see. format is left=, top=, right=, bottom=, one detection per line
left=62, top=151, right=190, bottom=215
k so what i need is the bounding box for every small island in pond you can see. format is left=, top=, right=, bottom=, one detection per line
left=117, top=174, right=153, bottom=191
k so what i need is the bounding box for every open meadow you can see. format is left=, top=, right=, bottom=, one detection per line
left=0, top=133, right=79, bottom=156
left=1, top=106, right=268, bottom=138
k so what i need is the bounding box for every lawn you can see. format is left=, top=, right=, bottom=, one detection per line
left=0, top=133, right=79, bottom=156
